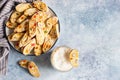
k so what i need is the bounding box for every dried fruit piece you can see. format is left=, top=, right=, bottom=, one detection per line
left=28, top=61, right=40, bottom=77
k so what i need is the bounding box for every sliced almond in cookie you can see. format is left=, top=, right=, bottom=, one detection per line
left=28, top=61, right=40, bottom=77
left=19, top=59, right=29, bottom=68
left=19, top=32, right=31, bottom=47
left=33, top=1, right=48, bottom=12
left=22, top=38, right=36, bottom=55
left=6, top=21, right=17, bottom=29
left=16, top=3, right=32, bottom=12
left=8, top=32, right=24, bottom=41
left=14, top=19, right=29, bottom=33
left=17, top=15, right=27, bottom=23
left=69, top=49, right=79, bottom=67
left=49, top=24, right=59, bottom=38
left=34, top=44, right=42, bottom=56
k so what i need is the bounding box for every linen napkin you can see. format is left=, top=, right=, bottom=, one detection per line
left=0, top=0, right=41, bottom=75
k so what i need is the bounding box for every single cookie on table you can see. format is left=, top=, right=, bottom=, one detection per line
left=10, top=11, right=22, bottom=23
left=24, top=8, right=38, bottom=16
left=34, top=44, right=42, bottom=56
left=69, top=49, right=79, bottom=67
left=16, top=3, right=32, bottom=12
left=28, top=61, right=40, bottom=77
left=18, top=60, right=40, bottom=78
left=19, top=59, right=29, bottom=68
left=17, top=15, right=27, bottom=23
left=6, top=21, right=17, bottom=29
left=22, top=38, right=36, bottom=55
left=14, top=19, right=29, bottom=33
left=8, top=32, right=24, bottom=41
left=33, top=1, right=48, bottom=12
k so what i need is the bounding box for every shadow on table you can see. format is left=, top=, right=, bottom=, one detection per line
left=32, top=51, right=53, bottom=69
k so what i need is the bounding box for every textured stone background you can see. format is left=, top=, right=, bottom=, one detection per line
left=0, top=0, right=120, bottom=80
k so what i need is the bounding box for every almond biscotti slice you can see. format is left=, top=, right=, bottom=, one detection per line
left=6, top=21, right=17, bottom=29
left=46, top=16, right=58, bottom=26
left=36, top=27, right=45, bottom=45
left=34, top=44, right=42, bottom=56
left=31, top=11, right=44, bottom=22
left=42, top=35, right=56, bottom=53
left=14, top=19, right=29, bottom=33
left=8, top=32, right=24, bottom=41
left=16, top=3, right=32, bottom=12
left=33, top=1, right=48, bottom=12
left=19, top=59, right=29, bottom=68
left=28, top=61, right=40, bottom=77
left=17, top=15, right=27, bottom=23
left=19, top=32, right=31, bottom=47
left=69, top=49, right=79, bottom=67
left=43, top=16, right=58, bottom=36
left=22, top=38, right=36, bottom=55
left=10, top=11, right=22, bottom=23
left=24, top=8, right=38, bottom=16
left=49, top=24, right=59, bottom=38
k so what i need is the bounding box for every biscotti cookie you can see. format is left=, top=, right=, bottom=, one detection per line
left=19, top=59, right=29, bottom=68
left=69, top=49, right=79, bottom=67
left=16, top=3, right=32, bottom=12
left=28, top=61, right=40, bottom=77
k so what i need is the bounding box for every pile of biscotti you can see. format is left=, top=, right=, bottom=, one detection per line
left=6, top=1, right=59, bottom=56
